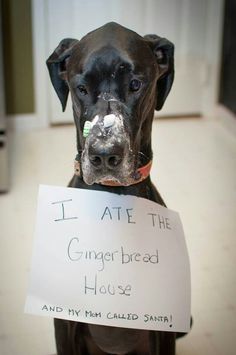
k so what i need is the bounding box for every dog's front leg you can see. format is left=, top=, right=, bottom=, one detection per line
left=149, top=331, right=176, bottom=355
left=160, top=332, right=176, bottom=355
left=54, top=319, right=89, bottom=355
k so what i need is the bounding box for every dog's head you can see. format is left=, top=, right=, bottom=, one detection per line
left=47, top=22, right=174, bottom=185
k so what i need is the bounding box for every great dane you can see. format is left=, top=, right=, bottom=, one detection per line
left=47, top=22, right=177, bottom=355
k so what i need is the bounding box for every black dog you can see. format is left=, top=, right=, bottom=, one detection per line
left=47, top=22, right=175, bottom=355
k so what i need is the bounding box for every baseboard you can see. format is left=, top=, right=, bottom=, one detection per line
left=213, top=104, right=236, bottom=136
left=7, top=113, right=45, bottom=132
left=6, top=106, right=236, bottom=134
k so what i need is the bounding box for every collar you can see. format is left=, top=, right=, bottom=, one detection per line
left=74, top=159, right=152, bottom=187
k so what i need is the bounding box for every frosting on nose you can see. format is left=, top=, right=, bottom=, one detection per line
left=83, top=113, right=118, bottom=137
left=103, top=114, right=116, bottom=128
left=98, top=92, right=118, bottom=102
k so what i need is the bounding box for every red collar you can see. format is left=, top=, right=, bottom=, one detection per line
left=74, top=160, right=152, bottom=186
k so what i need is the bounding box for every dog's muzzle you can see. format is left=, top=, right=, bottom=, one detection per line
left=81, top=113, right=134, bottom=185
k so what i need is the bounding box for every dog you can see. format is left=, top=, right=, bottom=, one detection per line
left=47, top=22, right=176, bottom=355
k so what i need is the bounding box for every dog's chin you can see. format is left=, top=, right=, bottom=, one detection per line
left=82, top=171, right=133, bottom=186
left=82, top=166, right=134, bottom=186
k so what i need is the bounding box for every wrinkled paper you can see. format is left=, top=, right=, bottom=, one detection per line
left=25, top=185, right=191, bottom=332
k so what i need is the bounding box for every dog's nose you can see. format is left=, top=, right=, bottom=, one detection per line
left=89, top=145, right=123, bottom=170
left=90, top=154, right=122, bottom=169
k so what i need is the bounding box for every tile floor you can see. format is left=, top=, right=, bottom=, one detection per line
left=0, top=116, right=236, bottom=355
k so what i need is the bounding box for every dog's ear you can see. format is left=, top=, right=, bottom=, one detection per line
left=46, top=38, right=78, bottom=111
left=144, top=34, right=174, bottom=111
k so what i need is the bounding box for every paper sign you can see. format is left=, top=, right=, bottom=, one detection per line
left=25, top=185, right=191, bottom=333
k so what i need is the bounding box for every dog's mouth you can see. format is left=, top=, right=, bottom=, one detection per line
left=81, top=153, right=136, bottom=186
left=82, top=169, right=135, bottom=186
left=80, top=113, right=136, bottom=186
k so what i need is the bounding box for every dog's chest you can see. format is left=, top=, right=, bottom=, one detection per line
left=88, top=324, right=149, bottom=354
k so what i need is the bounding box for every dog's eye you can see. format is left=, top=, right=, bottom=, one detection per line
left=77, top=85, right=88, bottom=95
left=129, top=79, right=142, bottom=92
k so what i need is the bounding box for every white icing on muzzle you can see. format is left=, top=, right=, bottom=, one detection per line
left=81, top=113, right=134, bottom=185
left=83, top=113, right=118, bottom=137
left=103, top=114, right=116, bottom=128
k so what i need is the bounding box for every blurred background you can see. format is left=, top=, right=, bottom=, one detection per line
left=0, top=0, right=235, bottom=354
